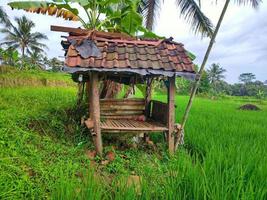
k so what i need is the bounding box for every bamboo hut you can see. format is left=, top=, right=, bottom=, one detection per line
left=52, top=26, right=196, bottom=155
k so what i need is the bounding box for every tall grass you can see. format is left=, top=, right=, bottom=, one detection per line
left=0, top=78, right=266, bottom=199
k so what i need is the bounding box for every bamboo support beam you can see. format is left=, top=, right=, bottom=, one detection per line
left=174, top=0, right=231, bottom=152
left=144, top=77, right=153, bottom=142
left=168, top=76, right=176, bottom=154
left=90, top=72, right=103, bottom=156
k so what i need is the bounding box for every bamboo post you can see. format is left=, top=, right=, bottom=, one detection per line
left=145, top=77, right=153, bottom=117
left=77, top=82, right=85, bottom=107
left=90, top=72, right=103, bottom=156
left=144, top=77, right=153, bottom=142
left=174, top=0, right=231, bottom=151
left=85, top=81, right=90, bottom=102
left=168, top=75, right=176, bottom=154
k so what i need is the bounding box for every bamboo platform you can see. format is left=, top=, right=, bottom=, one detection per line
left=100, top=119, right=168, bottom=133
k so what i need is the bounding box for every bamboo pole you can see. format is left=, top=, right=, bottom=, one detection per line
left=168, top=75, right=176, bottom=154
left=90, top=72, right=102, bottom=156
left=175, top=0, right=231, bottom=151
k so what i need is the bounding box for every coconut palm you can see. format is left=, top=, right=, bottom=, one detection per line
left=0, top=15, right=48, bottom=60
left=140, top=0, right=213, bottom=37
left=207, top=63, right=226, bottom=93
left=176, top=0, right=262, bottom=151
left=207, top=63, right=226, bottom=84
left=140, top=0, right=262, bottom=34
left=27, top=49, right=46, bottom=69
left=0, top=6, right=11, bottom=26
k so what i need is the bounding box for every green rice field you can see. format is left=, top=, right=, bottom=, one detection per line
left=0, top=71, right=266, bottom=199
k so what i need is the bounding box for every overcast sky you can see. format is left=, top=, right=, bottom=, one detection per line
left=1, top=0, right=266, bottom=83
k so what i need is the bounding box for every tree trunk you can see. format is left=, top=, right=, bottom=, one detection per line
left=174, top=0, right=231, bottom=151
left=146, top=0, right=156, bottom=31
left=21, top=45, right=25, bottom=70
left=100, top=80, right=122, bottom=99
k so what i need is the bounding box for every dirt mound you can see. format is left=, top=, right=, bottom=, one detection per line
left=239, top=104, right=261, bottom=111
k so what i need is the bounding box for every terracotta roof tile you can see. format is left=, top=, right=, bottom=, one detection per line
left=63, top=33, right=195, bottom=74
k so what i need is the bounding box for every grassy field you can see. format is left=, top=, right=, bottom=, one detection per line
left=0, top=65, right=74, bottom=87
left=0, top=69, right=266, bottom=199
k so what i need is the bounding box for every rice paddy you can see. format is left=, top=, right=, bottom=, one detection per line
left=0, top=73, right=266, bottom=199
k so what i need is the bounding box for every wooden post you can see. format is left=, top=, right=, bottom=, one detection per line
left=77, top=82, right=85, bottom=107
left=85, top=81, right=90, bottom=102
left=144, top=77, right=153, bottom=117
left=167, top=75, right=175, bottom=154
left=144, top=77, right=153, bottom=142
left=89, top=72, right=102, bottom=156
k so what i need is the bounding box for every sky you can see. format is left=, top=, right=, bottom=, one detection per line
left=0, top=0, right=266, bottom=83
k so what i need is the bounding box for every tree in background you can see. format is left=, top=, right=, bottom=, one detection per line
left=27, top=49, right=46, bottom=70
left=47, top=57, right=64, bottom=72
left=198, top=70, right=210, bottom=93
left=0, top=48, right=19, bottom=66
left=207, top=63, right=226, bottom=93
left=239, top=73, right=256, bottom=84
left=0, top=6, right=11, bottom=26
left=0, top=15, right=48, bottom=64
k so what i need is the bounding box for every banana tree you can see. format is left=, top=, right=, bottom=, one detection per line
left=8, top=0, right=158, bottom=100
left=8, top=0, right=154, bottom=36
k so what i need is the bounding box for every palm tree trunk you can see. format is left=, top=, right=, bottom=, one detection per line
left=174, top=0, right=231, bottom=151
left=21, top=45, right=25, bottom=70
left=146, top=0, right=156, bottom=31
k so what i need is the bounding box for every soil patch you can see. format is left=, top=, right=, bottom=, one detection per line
left=238, top=104, right=261, bottom=111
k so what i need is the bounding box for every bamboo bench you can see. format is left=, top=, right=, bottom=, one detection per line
left=86, top=98, right=169, bottom=133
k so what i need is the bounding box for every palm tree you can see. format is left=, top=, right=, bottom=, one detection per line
left=0, top=6, right=11, bottom=26
left=140, top=0, right=213, bottom=36
left=0, top=15, right=48, bottom=61
left=48, top=57, right=64, bottom=72
left=207, top=63, right=226, bottom=84
left=28, top=49, right=46, bottom=69
left=140, top=0, right=262, bottom=34
left=176, top=0, right=262, bottom=151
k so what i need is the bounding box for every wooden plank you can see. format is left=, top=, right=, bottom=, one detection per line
left=101, top=110, right=144, bottom=116
left=100, top=98, right=145, bottom=103
left=100, top=104, right=145, bottom=111
left=100, top=119, right=168, bottom=131
left=51, top=25, right=88, bottom=34
left=90, top=72, right=103, bottom=156
left=167, top=76, right=175, bottom=154
left=101, top=125, right=168, bottom=131
left=151, top=101, right=168, bottom=125
left=102, top=115, right=142, bottom=119
left=100, top=101, right=145, bottom=106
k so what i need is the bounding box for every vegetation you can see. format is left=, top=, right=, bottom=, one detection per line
left=0, top=65, right=74, bottom=87
left=0, top=7, right=52, bottom=70
left=0, top=69, right=267, bottom=199
left=140, top=0, right=213, bottom=37
left=1, top=0, right=266, bottom=199
left=8, top=0, right=156, bottom=37
left=0, top=15, right=48, bottom=60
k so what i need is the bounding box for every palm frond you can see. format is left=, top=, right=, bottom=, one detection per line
left=175, top=0, right=214, bottom=38
left=30, top=32, right=48, bottom=40
left=140, top=0, right=161, bottom=30
left=8, top=1, right=79, bottom=21
left=0, top=6, right=12, bottom=27
left=0, top=14, right=48, bottom=57
left=233, top=0, right=262, bottom=8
